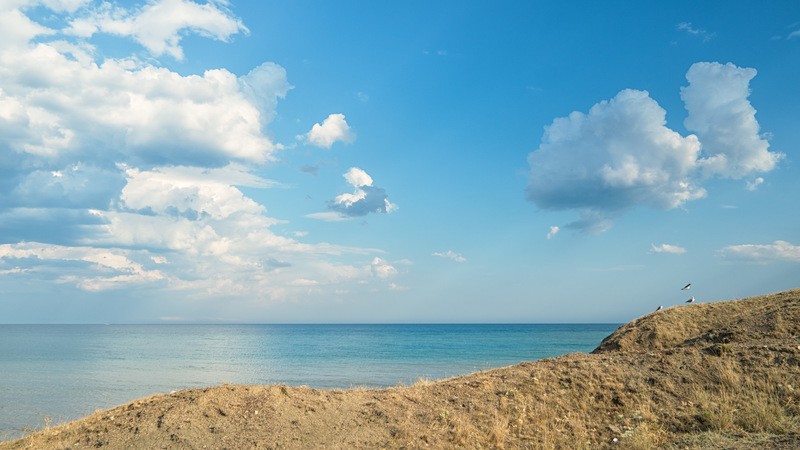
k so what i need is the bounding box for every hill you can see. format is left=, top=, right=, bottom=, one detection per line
left=3, top=289, right=799, bottom=449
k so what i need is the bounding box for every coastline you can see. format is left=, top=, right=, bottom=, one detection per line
left=3, top=289, right=799, bottom=449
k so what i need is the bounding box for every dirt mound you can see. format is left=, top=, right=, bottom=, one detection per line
left=3, top=290, right=799, bottom=449
left=593, top=289, right=800, bottom=354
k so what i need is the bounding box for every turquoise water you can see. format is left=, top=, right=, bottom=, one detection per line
left=0, top=323, right=618, bottom=440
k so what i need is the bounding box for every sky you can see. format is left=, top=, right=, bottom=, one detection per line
left=1, top=0, right=799, bottom=324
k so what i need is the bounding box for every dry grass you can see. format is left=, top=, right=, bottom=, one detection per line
left=3, top=289, right=800, bottom=449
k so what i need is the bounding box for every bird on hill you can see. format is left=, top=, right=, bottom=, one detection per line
left=686, top=296, right=695, bottom=303
left=656, top=305, right=663, bottom=311
left=681, top=283, right=691, bottom=290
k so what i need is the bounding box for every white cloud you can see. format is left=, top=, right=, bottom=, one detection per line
left=650, top=243, right=686, bottom=254
left=720, top=240, right=800, bottom=264
left=745, top=177, right=764, bottom=191
left=677, top=22, right=714, bottom=41
left=526, top=62, right=781, bottom=233
left=681, top=62, right=783, bottom=178
left=304, top=113, right=355, bottom=148
left=119, top=165, right=270, bottom=220
left=370, top=257, right=398, bottom=279
left=64, top=0, right=249, bottom=60
left=0, top=8, right=54, bottom=48
left=0, top=3, right=403, bottom=302
left=329, top=167, right=397, bottom=217
left=432, top=250, right=466, bottom=263
left=343, top=166, right=373, bottom=187
left=305, top=212, right=351, bottom=222
left=0, top=242, right=165, bottom=291
left=0, top=55, right=288, bottom=168
left=546, top=226, right=559, bottom=239
left=527, top=88, right=704, bottom=232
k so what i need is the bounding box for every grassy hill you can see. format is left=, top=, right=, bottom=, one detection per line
left=3, top=289, right=799, bottom=449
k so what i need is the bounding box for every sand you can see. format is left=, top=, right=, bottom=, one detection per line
left=3, top=289, right=799, bottom=449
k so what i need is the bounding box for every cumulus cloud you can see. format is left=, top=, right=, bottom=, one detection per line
left=304, top=113, right=355, bottom=148
left=64, top=0, right=249, bottom=60
left=526, top=62, right=781, bottom=233
left=370, top=257, right=398, bottom=279
left=650, top=243, right=686, bottom=254
left=328, top=167, right=397, bottom=217
left=719, top=240, right=800, bottom=263
left=681, top=62, right=783, bottom=178
left=432, top=250, right=466, bottom=263
left=0, top=57, right=288, bottom=168
left=118, top=165, right=272, bottom=220
left=527, top=88, right=704, bottom=231
left=0, top=2, right=401, bottom=301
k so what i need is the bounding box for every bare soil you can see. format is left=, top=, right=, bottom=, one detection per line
left=3, top=289, right=799, bottom=449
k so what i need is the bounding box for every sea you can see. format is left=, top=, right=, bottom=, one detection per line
left=0, top=323, right=618, bottom=441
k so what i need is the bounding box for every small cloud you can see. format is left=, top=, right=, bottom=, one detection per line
left=305, top=212, right=351, bottom=222
left=650, top=243, right=687, bottom=254
left=371, top=257, right=398, bottom=278
left=303, top=113, right=355, bottom=149
left=546, top=225, right=560, bottom=239
left=721, top=204, right=738, bottom=209
left=293, top=231, right=309, bottom=238
left=719, top=240, right=800, bottom=263
left=677, top=22, right=714, bottom=41
left=432, top=250, right=466, bottom=263
left=746, top=177, right=764, bottom=191
left=357, top=92, right=369, bottom=102
left=329, top=168, right=397, bottom=217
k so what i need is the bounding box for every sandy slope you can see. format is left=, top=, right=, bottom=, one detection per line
left=3, top=289, right=799, bottom=449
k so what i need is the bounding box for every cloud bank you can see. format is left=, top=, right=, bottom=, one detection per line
left=0, top=1, right=397, bottom=301
left=526, top=62, right=782, bottom=232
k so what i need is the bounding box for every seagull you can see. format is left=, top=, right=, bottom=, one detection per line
left=686, top=296, right=695, bottom=303
left=656, top=305, right=663, bottom=311
left=681, top=283, right=691, bottom=290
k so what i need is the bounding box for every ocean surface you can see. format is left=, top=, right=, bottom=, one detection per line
left=0, top=323, right=618, bottom=441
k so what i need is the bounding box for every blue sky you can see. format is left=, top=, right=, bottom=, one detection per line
left=1, top=0, right=798, bottom=323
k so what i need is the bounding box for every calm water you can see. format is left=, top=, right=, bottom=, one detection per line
left=0, top=323, right=617, bottom=440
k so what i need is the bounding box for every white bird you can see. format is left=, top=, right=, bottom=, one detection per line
left=686, top=296, right=695, bottom=303
left=656, top=305, right=663, bottom=311
left=681, top=283, right=691, bottom=290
